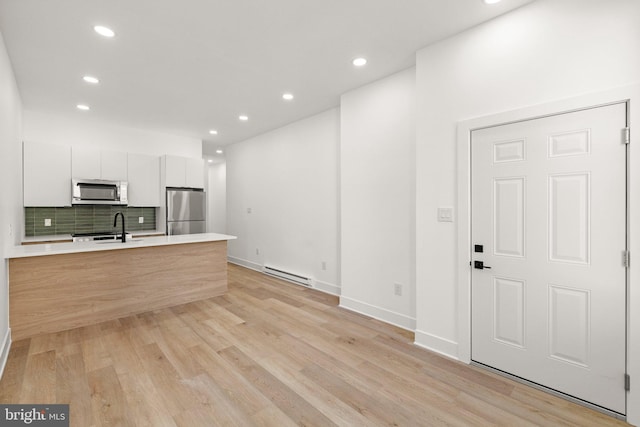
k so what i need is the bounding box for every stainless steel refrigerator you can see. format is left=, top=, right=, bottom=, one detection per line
left=166, top=188, right=206, bottom=235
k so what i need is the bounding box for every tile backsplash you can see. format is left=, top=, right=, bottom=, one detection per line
left=25, top=206, right=157, bottom=237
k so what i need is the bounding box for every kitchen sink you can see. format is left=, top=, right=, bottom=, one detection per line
left=96, top=239, right=144, bottom=245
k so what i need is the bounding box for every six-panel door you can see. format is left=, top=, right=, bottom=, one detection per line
left=471, top=102, right=627, bottom=414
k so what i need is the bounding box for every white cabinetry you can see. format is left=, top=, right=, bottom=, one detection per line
left=70, top=146, right=100, bottom=179
left=101, top=150, right=128, bottom=180
left=23, top=141, right=72, bottom=207
left=127, top=153, right=160, bottom=206
left=163, top=155, right=204, bottom=188
left=164, top=155, right=186, bottom=188
left=72, top=147, right=127, bottom=181
left=185, top=157, right=205, bottom=188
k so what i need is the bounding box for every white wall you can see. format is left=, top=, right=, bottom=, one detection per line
left=207, top=161, right=227, bottom=233
left=0, top=30, right=23, bottom=375
left=226, top=108, right=340, bottom=294
left=414, top=0, right=640, bottom=421
left=23, top=110, right=202, bottom=158
left=340, top=68, right=416, bottom=329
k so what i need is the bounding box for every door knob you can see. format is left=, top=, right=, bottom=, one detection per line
left=474, top=261, right=492, bottom=270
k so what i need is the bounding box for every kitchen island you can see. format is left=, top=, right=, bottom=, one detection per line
left=7, top=233, right=236, bottom=340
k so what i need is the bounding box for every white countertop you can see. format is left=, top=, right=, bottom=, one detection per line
left=21, top=231, right=166, bottom=243
left=7, top=232, right=237, bottom=259
left=22, top=234, right=73, bottom=243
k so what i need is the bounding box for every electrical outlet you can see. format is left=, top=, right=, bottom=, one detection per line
left=247, top=207, right=252, bottom=214
left=44, top=218, right=52, bottom=227
left=321, top=261, right=327, bottom=270
left=394, top=283, right=403, bottom=296
left=138, top=216, right=144, bottom=224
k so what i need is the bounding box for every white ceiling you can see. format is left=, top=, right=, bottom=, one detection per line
left=0, top=0, right=535, bottom=153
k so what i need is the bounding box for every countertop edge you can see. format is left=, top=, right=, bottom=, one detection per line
left=21, top=231, right=166, bottom=244
left=7, top=233, right=237, bottom=259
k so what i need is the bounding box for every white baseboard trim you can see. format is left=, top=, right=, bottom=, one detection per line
left=313, top=280, right=341, bottom=296
left=227, top=257, right=341, bottom=297
left=339, top=296, right=416, bottom=331
left=414, top=329, right=459, bottom=361
left=227, top=256, right=262, bottom=272
left=0, top=328, right=11, bottom=380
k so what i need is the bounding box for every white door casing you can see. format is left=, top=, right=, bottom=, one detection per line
left=470, top=103, right=627, bottom=414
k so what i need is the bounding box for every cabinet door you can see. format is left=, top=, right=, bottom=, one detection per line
left=185, top=157, right=205, bottom=189
left=101, top=150, right=128, bottom=181
left=164, top=155, right=186, bottom=187
left=71, top=146, right=100, bottom=179
left=23, top=141, right=72, bottom=206
left=128, top=153, right=160, bottom=206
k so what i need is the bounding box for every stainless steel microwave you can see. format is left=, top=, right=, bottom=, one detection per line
left=72, top=179, right=128, bottom=205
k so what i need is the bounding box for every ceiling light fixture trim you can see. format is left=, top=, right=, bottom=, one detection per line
left=94, top=25, right=115, bottom=38
left=83, top=76, right=100, bottom=84
left=352, top=57, right=367, bottom=67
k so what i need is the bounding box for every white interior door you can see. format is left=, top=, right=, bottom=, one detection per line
left=471, top=102, right=627, bottom=415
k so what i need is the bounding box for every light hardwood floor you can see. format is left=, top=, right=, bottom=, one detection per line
left=0, top=263, right=631, bottom=426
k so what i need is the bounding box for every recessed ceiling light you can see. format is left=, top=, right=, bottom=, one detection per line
left=76, top=104, right=90, bottom=111
left=208, top=159, right=213, bottom=163
left=352, top=57, right=367, bottom=67
left=483, top=0, right=501, bottom=4
left=83, top=76, right=99, bottom=84
left=94, top=25, right=115, bottom=38
left=209, top=129, right=218, bottom=135
left=282, top=93, right=294, bottom=101
left=238, top=115, right=249, bottom=121
left=216, top=149, right=223, bottom=154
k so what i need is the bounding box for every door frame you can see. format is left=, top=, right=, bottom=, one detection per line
left=455, top=84, right=640, bottom=424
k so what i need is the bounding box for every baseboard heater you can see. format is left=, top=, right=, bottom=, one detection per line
left=262, top=265, right=313, bottom=287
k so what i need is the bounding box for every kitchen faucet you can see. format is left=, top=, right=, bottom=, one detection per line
left=113, top=212, right=126, bottom=243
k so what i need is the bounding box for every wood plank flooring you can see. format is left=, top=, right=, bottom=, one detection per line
left=0, top=263, right=631, bottom=426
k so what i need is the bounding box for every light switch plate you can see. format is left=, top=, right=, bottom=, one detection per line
left=44, top=218, right=52, bottom=227
left=138, top=217, right=144, bottom=224
left=437, top=207, right=454, bottom=222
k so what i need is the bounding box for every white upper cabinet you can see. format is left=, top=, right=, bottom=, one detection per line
left=163, top=155, right=204, bottom=189
left=72, top=147, right=127, bottom=181
left=23, top=142, right=191, bottom=208
left=127, top=153, right=160, bottom=206
left=164, top=155, right=186, bottom=187
left=185, top=157, right=205, bottom=188
left=70, top=146, right=100, bottom=179
left=23, top=141, right=72, bottom=207
left=101, top=150, right=128, bottom=181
